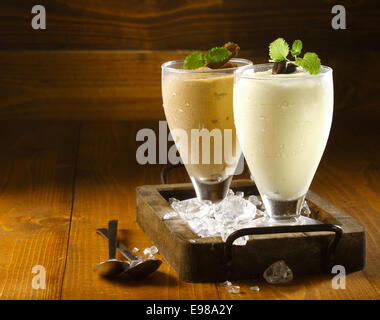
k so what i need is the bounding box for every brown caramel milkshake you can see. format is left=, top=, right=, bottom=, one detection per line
left=162, top=59, right=252, bottom=183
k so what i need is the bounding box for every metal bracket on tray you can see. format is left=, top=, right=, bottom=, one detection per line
left=161, top=163, right=185, bottom=184
left=223, top=224, right=343, bottom=279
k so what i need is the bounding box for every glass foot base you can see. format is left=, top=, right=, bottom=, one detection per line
left=190, top=176, right=233, bottom=203
left=249, top=215, right=322, bottom=227
left=261, top=194, right=306, bottom=221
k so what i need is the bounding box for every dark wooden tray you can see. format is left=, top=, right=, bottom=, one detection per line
left=136, top=180, right=366, bottom=282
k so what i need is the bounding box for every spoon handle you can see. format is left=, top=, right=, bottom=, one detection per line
left=97, top=228, right=138, bottom=261
left=107, top=220, right=118, bottom=260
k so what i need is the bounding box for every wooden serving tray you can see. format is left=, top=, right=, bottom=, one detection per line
left=136, top=180, right=366, bottom=282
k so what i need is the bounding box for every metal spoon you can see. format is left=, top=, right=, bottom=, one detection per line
left=97, top=228, right=162, bottom=277
left=94, top=220, right=129, bottom=277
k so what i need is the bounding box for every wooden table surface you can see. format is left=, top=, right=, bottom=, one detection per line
left=0, top=109, right=379, bottom=300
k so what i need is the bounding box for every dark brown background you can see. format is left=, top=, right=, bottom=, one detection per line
left=0, top=0, right=379, bottom=120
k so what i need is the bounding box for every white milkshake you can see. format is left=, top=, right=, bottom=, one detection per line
left=234, top=64, right=333, bottom=219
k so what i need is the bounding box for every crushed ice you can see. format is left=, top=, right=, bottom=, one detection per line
left=249, top=285, right=260, bottom=292
left=222, top=281, right=232, bottom=287
left=128, top=246, right=159, bottom=268
left=163, top=211, right=178, bottom=220
left=226, top=286, right=240, bottom=294
left=263, top=260, right=293, bottom=284
left=221, top=280, right=240, bottom=294
left=143, top=246, right=159, bottom=259
left=300, top=200, right=311, bottom=217
left=168, top=190, right=312, bottom=246
left=169, top=189, right=266, bottom=245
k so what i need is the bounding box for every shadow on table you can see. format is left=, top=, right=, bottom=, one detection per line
left=102, top=270, right=178, bottom=288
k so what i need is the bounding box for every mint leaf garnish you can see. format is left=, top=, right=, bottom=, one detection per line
left=205, top=47, right=231, bottom=63
left=269, top=38, right=289, bottom=62
left=183, top=47, right=232, bottom=69
left=295, top=52, right=321, bottom=75
left=295, top=57, right=303, bottom=66
left=268, top=38, right=321, bottom=74
left=291, top=40, right=302, bottom=57
left=184, top=51, right=206, bottom=70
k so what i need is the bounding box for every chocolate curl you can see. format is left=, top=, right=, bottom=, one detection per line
left=272, top=61, right=297, bottom=74
left=206, top=42, right=240, bottom=69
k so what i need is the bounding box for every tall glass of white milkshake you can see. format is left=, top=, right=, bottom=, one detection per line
left=234, top=63, right=333, bottom=223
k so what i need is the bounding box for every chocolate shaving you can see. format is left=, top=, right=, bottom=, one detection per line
left=272, top=61, right=287, bottom=74
left=272, top=61, right=297, bottom=74
left=223, top=42, right=240, bottom=58
left=206, top=42, right=240, bottom=69
left=285, top=63, right=297, bottom=74
left=219, top=62, right=238, bottom=69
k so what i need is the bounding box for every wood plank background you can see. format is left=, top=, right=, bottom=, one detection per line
left=1, top=0, right=379, bottom=51
left=0, top=0, right=379, bottom=120
left=0, top=123, right=80, bottom=299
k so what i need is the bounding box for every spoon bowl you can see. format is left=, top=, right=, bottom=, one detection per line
left=126, top=259, right=162, bottom=278
left=97, top=228, right=162, bottom=278
left=94, top=259, right=128, bottom=277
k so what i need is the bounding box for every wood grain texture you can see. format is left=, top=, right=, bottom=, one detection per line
left=0, top=122, right=79, bottom=299
left=60, top=121, right=220, bottom=299
left=1, top=0, right=379, bottom=51
left=0, top=50, right=182, bottom=121
left=0, top=50, right=378, bottom=121
left=0, top=110, right=378, bottom=299
left=59, top=112, right=380, bottom=300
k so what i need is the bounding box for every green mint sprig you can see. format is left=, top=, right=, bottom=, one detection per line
left=184, top=52, right=206, bottom=70
left=269, top=38, right=321, bottom=75
left=184, top=47, right=232, bottom=70
left=291, top=40, right=302, bottom=57
left=269, top=38, right=289, bottom=62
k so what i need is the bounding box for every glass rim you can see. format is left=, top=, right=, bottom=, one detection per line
left=236, top=63, right=333, bottom=80
left=161, top=58, right=253, bottom=74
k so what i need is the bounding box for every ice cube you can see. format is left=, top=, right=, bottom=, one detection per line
left=233, top=235, right=249, bottom=246
left=143, top=246, right=158, bottom=257
left=132, top=247, right=139, bottom=253
left=250, top=285, right=260, bottom=292
left=236, top=210, right=255, bottom=224
left=129, top=255, right=144, bottom=268
left=226, top=285, right=240, bottom=294
left=235, top=191, right=244, bottom=198
left=256, top=209, right=266, bottom=217
left=130, top=258, right=143, bottom=268
left=169, top=197, right=179, bottom=204
left=149, top=246, right=158, bottom=255
left=188, top=219, right=203, bottom=233
left=202, top=200, right=213, bottom=206
left=222, top=280, right=232, bottom=287
left=248, top=195, right=262, bottom=206
left=163, top=211, right=178, bottom=220
left=263, top=260, right=293, bottom=284
left=301, top=200, right=311, bottom=217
